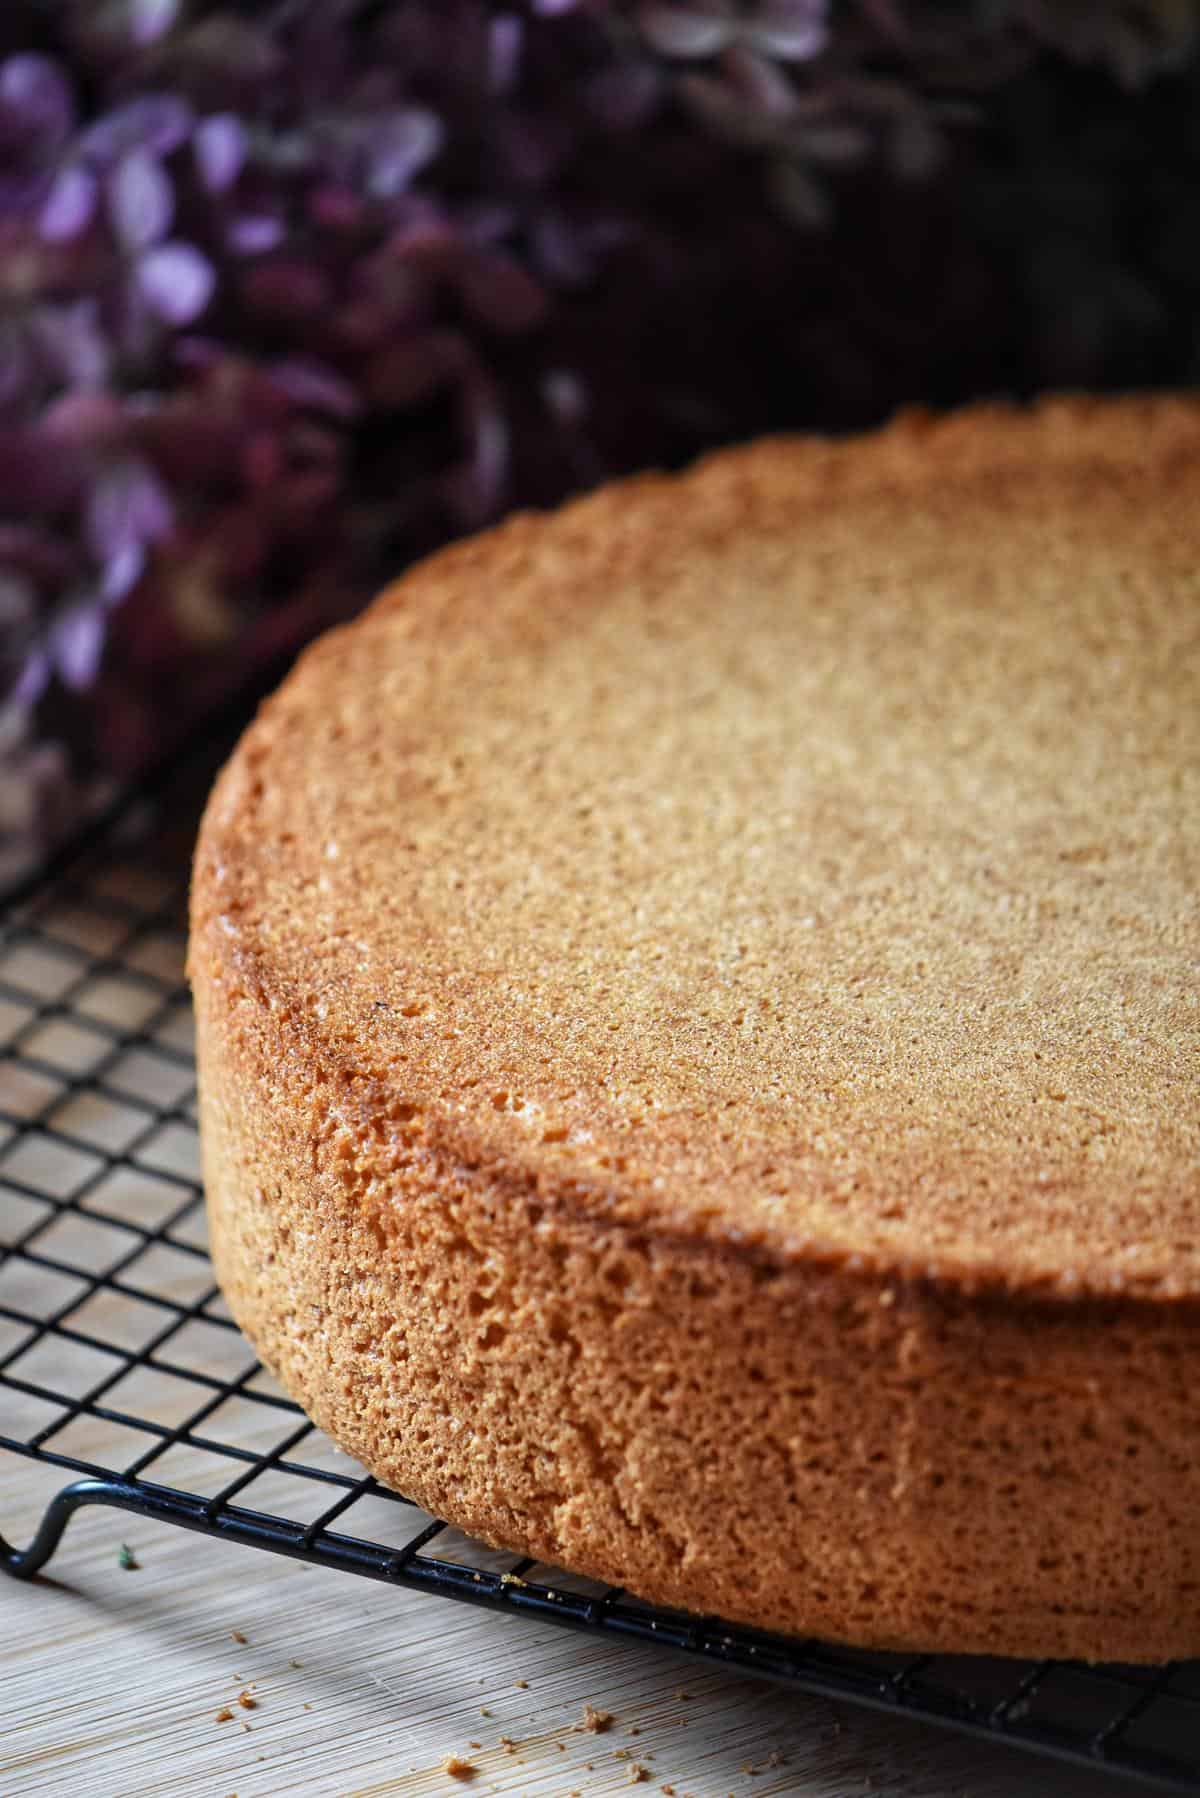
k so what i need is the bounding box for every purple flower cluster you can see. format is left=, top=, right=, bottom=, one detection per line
left=1, top=0, right=1198, bottom=881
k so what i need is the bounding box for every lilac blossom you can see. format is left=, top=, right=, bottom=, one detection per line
left=1, top=0, right=1198, bottom=882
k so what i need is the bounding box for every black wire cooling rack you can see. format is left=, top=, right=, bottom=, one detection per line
left=1, top=731, right=1199, bottom=1797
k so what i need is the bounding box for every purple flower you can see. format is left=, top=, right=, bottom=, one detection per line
left=0, top=55, right=74, bottom=157
left=85, top=458, right=173, bottom=565
left=365, top=109, right=444, bottom=198
left=10, top=646, right=50, bottom=711
left=227, top=214, right=286, bottom=256
left=107, top=150, right=174, bottom=252
left=488, top=15, right=524, bottom=94
left=194, top=115, right=246, bottom=193
left=80, top=94, right=194, bottom=164
left=1, top=0, right=1197, bottom=888
left=126, top=0, right=182, bottom=47
left=38, top=163, right=97, bottom=241
left=31, top=300, right=111, bottom=389
left=50, top=601, right=104, bottom=690
left=100, top=541, right=146, bottom=606
left=135, top=242, right=216, bottom=324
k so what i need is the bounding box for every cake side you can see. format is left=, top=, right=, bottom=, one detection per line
left=193, top=952, right=1200, bottom=1661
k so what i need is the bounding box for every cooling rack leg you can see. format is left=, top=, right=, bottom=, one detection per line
left=0, top=1476, right=134, bottom=1580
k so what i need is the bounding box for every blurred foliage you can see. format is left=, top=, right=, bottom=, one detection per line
left=2, top=0, right=1199, bottom=878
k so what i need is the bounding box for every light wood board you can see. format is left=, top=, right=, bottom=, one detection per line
left=0, top=1432, right=1145, bottom=1796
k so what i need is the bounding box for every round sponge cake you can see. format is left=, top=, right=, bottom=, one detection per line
left=190, top=398, right=1200, bottom=1662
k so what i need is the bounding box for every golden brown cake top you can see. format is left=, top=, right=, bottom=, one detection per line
left=192, top=397, right=1200, bottom=1301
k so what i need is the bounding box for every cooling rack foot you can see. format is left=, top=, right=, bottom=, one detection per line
left=0, top=1476, right=133, bottom=1580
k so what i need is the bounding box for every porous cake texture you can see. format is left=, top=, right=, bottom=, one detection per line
left=191, top=398, right=1200, bottom=1661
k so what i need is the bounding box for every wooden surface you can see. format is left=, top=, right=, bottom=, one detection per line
left=1, top=1465, right=1143, bottom=1798
left=0, top=852, right=1147, bottom=1798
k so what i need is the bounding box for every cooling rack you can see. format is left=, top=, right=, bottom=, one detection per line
left=1, top=732, right=1198, bottom=1797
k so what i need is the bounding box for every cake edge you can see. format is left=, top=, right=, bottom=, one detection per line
left=193, top=963, right=1200, bottom=1662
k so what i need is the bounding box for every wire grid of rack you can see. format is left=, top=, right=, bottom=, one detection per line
left=1, top=738, right=1198, bottom=1797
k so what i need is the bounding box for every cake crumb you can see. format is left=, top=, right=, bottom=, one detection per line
left=513, top=1677, right=529, bottom=1687
left=441, top=1755, right=476, bottom=1780
left=215, top=1708, right=234, bottom=1723
left=479, top=1707, right=492, bottom=1717
left=468, top=1741, right=482, bottom=1750
left=237, top=1690, right=257, bottom=1711
left=231, top=1630, right=248, bottom=1644
left=627, top=1767, right=649, bottom=1785
left=303, top=1703, right=312, bottom=1712
left=577, top=1703, right=614, bottom=1734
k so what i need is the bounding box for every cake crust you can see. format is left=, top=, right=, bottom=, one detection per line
left=191, top=397, right=1200, bottom=1660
